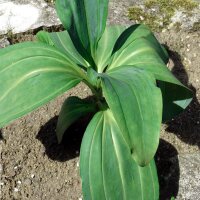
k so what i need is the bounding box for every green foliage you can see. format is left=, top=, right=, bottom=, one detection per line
left=0, top=0, right=193, bottom=199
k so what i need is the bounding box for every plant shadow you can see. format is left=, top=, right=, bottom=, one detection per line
left=155, top=139, right=179, bottom=200
left=0, top=130, right=3, bottom=140
left=164, top=48, right=200, bottom=148
left=36, top=114, right=93, bottom=162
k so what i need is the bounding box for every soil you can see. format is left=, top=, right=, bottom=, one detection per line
left=0, top=1, right=200, bottom=200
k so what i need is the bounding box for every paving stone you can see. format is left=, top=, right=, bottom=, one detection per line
left=176, top=153, right=200, bottom=200
left=0, top=0, right=60, bottom=35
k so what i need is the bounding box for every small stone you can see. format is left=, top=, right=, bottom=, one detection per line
left=77, top=162, right=79, bottom=167
left=0, top=182, right=4, bottom=186
left=186, top=48, right=190, bottom=52
left=196, top=79, right=199, bottom=82
left=24, top=178, right=32, bottom=186
left=14, top=188, right=19, bottom=192
left=31, top=174, right=35, bottom=178
left=17, top=180, right=22, bottom=185
left=14, top=166, right=18, bottom=170
left=79, top=198, right=82, bottom=200
left=0, top=38, right=10, bottom=48
left=139, top=16, right=144, bottom=20
left=8, top=170, right=16, bottom=177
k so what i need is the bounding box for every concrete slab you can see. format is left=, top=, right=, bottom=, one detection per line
left=0, top=0, right=60, bottom=35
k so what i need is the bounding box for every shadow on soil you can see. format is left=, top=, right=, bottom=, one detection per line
left=0, top=130, right=3, bottom=140
left=36, top=114, right=93, bottom=162
left=165, top=49, right=200, bottom=148
left=155, top=139, right=179, bottom=200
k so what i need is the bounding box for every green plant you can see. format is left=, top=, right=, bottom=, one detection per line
left=0, top=0, right=192, bottom=199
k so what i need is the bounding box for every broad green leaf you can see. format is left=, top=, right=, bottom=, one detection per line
left=108, top=36, right=192, bottom=121
left=109, top=37, right=166, bottom=70
left=118, top=62, right=192, bottom=121
left=56, top=96, right=96, bottom=143
left=80, top=110, right=159, bottom=200
left=95, top=25, right=125, bottom=72
left=37, top=31, right=88, bottom=68
left=100, top=67, right=162, bottom=166
left=112, top=24, right=168, bottom=64
left=0, top=42, right=85, bottom=128
left=56, top=0, right=108, bottom=62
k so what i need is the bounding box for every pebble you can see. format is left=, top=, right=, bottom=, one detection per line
left=8, top=170, right=16, bottom=177
left=31, top=174, right=35, bottom=178
left=24, top=178, right=32, bottom=186
left=14, top=188, right=19, bottom=192
left=0, top=182, right=4, bottom=186
left=77, top=162, right=79, bottom=167
left=17, top=180, right=22, bottom=185
left=139, top=16, right=144, bottom=20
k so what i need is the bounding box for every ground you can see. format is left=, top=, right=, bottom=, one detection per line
left=0, top=1, right=199, bottom=200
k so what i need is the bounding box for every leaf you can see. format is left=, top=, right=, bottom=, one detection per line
left=108, top=35, right=192, bottom=121
left=95, top=25, right=125, bottom=72
left=109, top=37, right=166, bottom=70
left=80, top=110, right=159, bottom=200
left=36, top=31, right=54, bottom=46
left=112, top=24, right=168, bottom=64
left=37, top=31, right=88, bottom=68
left=56, top=96, right=96, bottom=143
left=100, top=66, right=162, bottom=166
left=56, top=0, right=108, bottom=62
left=0, top=42, right=85, bottom=128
